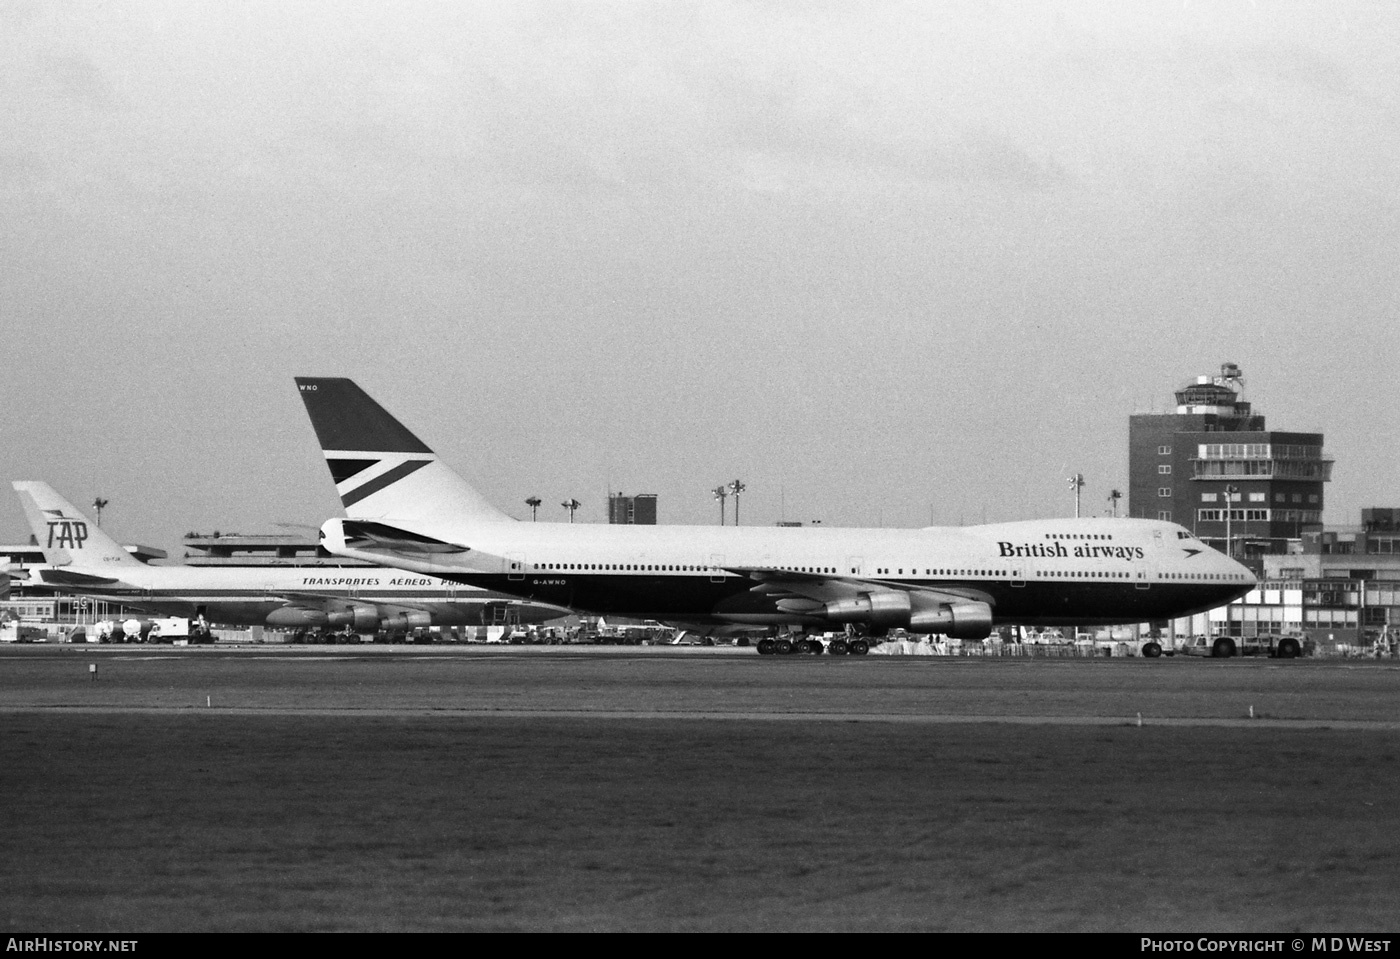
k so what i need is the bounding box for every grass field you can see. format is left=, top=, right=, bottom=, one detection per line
left=3, top=647, right=1399, bottom=932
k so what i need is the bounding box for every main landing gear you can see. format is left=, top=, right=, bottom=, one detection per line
left=756, top=634, right=870, bottom=656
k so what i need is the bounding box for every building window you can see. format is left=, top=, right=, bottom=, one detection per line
left=1158, top=487, right=1172, bottom=497
left=1276, top=493, right=1286, bottom=502
left=1158, top=465, right=1172, bottom=475
left=1202, top=493, right=1218, bottom=503
left=1249, top=492, right=1265, bottom=503
left=1158, top=445, right=1172, bottom=455
left=1158, top=511, right=1173, bottom=521
left=1199, top=509, right=1257, bottom=522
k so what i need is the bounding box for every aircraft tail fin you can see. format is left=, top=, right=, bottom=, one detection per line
left=11, top=482, right=146, bottom=569
left=294, top=378, right=513, bottom=526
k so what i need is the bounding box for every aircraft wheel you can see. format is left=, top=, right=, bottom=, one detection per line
left=828, top=639, right=848, bottom=655
left=1276, top=637, right=1300, bottom=659
left=775, top=638, right=793, bottom=655
left=794, top=638, right=812, bottom=654
left=1142, top=642, right=1162, bottom=658
left=1212, top=638, right=1237, bottom=659
left=756, top=638, right=776, bottom=655
left=848, top=639, right=869, bottom=655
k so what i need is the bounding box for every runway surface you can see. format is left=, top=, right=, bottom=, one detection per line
left=4, top=645, right=1400, bottom=932
left=5, top=643, right=1400, bottom=725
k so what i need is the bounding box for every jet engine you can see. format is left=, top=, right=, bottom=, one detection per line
left=267, top=604, right=433, bottom=632
left=326, top=604, right=382, bottom=631
left=908, top=601, right=993, bottom=638
left=381, top=609, right=431, bottom=630
left=266, top=607, right=331, bottom=627
left=821, top=591, right=993, bottom=639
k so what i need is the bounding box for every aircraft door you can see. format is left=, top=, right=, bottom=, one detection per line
left=1133, top=552, right=1158, bottom=590
left=1010, top=559, right=1032, bottom=588
left=710, top=554, right=725, bottom=583
left=846, top=556, right=864, bottom=577
left=1135, top=530, right=1164, bottom=590
left=507, top=553, right=526, bottom=581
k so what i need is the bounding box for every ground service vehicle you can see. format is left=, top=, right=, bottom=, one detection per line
left=1176, top=634, right=1303, bottom=658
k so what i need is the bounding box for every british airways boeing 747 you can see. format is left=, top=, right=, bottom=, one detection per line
left=294, top=378, right=1254, bottom=652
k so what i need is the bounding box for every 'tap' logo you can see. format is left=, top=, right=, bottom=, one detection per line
left=47, top=521, right=89, bottom=550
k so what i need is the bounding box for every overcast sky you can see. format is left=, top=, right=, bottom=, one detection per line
left=3, top=1, right=1397, bottom=556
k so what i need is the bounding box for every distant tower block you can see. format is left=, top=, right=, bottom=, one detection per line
left=608, top=493, right=657, bottom=525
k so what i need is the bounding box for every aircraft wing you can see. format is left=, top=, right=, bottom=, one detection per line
left=726, top=567, right=995, bottom=615
left=37, top=568, right=132, bottom=590
left=338, top=520, right=471, bottom=555
left=273, top=591, right=436, bottom=615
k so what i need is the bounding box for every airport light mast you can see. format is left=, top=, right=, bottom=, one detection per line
left=1068, top=474, right=1084, bottom=518
left=562, top=499, right=581, bottom=523
left=92, top=497, right=109, bottom=527
left=1108, top=489, right=1121, bottom=518
left=712, top=486, right=728, bottom=525
left=525, top=496, right=541, bottom=522
left=729, top=479, right=746, bottom=526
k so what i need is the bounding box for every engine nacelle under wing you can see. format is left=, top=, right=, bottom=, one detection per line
left=821, top=591, right=993, bottom=638
left=326, top=604, right=382, bottom=631
left=908, top=601, right=994, bottom=639
left=824, top=591, right=911, bottom=628
left=265, top=607, right=331, bottom=627
left=380, top=609, right=431, bottom=630
left=267, top=603, right=433, bottom=631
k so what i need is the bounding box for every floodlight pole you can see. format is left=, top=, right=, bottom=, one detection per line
left=729, top=479, right=746, bottom=526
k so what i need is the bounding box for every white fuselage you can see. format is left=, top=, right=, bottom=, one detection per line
left=322, top=515, right=1256, bottom=628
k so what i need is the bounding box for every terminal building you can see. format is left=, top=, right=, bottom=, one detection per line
left=2, top=536, right=168, bottom=631
left=1128, top=363, right=1331, bottom=564
left=1215, top=508, right=1400, bottom=652
left=181, top=532, right=366, bottom=567
left=1130, top=365, right=1394, bottom=652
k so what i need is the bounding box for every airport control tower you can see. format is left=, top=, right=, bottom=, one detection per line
left=1128, top=363, right=1331, bottom=563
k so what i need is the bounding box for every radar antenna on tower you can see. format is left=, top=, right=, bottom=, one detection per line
left=1214, top=362, right=1245, bottom=400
